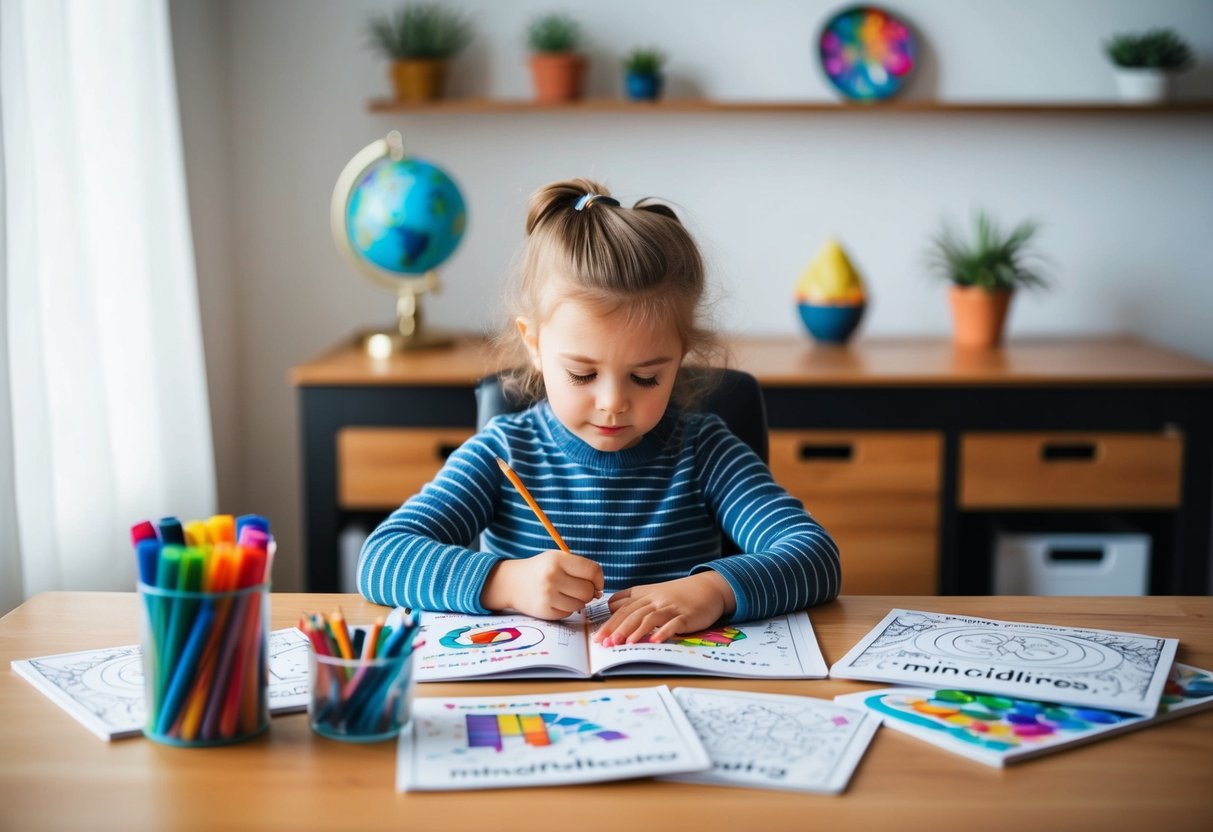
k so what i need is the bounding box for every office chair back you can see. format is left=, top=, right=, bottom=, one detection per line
left=475, top=367, right=768, bottom=463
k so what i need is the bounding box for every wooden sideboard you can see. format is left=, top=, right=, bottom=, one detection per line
left=292, top=335, right=1213, bottom=595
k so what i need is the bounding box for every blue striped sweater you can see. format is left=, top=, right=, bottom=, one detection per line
left=357, top=402, right=840, bottom=622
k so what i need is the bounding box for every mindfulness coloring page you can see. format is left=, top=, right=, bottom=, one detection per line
left=829, top=609, right=1177, bottom=716
left=396, top=685, right=709, bottom=791
left=662, top=688, right=879, bottom=794
left=834, top=661, right=1213, bottom=768
left=11, top=628, right=312, bottom=740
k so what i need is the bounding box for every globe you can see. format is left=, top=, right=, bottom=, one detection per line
left=331, top=131, right=467, bottom=351
left=345, top=155, right=466, bottom=277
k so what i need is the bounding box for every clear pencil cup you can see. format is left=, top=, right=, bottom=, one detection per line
left=137, top=581, right=270, bottom=747
left=308, top=649, right=415, bottom=743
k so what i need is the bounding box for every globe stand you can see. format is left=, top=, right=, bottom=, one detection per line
left=358, top=272, right=455, bottom=357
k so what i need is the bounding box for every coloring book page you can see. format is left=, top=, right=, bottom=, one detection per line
left=661, top=687, right=879, bottom=793
left=834, top=662, right=1213, bottom=767
left=396, top=685, right=710, bottom=791
left=413, top=606, right=827, bottom=681
left=829, top=609, right=1177, bottom=716
left=11, top=628, right=311, bottom=740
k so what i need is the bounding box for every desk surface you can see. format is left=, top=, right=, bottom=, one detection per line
left=4, top=593, right=1211, bottom=831
left=290, top=334, right=1213, bottom=388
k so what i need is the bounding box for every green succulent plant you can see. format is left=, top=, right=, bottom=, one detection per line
left=367, top=3, right=474, bottom=60
left=527, top=13, right=581, bottom=53
left=623, top=48, right=666, bottom=75
left=927, top=211, right=1051, bottom=292
left=1104, top=28, right=1194, bottom=70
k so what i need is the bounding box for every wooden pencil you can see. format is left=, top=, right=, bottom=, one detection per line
left=495, top=456, right=570, bottom=553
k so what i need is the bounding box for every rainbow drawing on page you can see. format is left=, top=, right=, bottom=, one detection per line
left=438, top=625, right=547, bottom=652
left=397, top=686, right=710, bottom=791
left=466, top=712, right=627, bottom=751
left=671, top=625, right=747, bottom=648
left=836, top=661, right=1213, bottom=766
left=863, top=689, right=1132, bottom=751
left=1161, top=664, right=1213, bottom=710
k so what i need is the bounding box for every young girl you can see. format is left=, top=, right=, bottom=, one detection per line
left=357, top=178, right=840, bottom=645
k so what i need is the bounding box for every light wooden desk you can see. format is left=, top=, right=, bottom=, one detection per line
left=3, top=593, right=1212, bottom=831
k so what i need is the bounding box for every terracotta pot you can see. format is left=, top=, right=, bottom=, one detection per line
left=529, top=53, right=585, bottom=103
left=948, top=286, right=1013, bottom=348
left=390, top=58, right=448, bottom=103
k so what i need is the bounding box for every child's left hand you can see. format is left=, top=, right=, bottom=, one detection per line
left=593, top=572, right=736, bottom=647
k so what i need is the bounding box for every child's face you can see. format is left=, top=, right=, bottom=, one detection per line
left=521, top=299, right=683, bottom=452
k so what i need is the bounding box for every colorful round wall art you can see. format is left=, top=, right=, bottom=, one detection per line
left=818, top=5, right=917, bottom=101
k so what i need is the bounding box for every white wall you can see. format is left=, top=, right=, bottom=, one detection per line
left=170, top=0, right=1213, bottom=593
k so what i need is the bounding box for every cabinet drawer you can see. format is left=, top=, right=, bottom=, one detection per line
left=959, top=431, right=1183, bottom=509
left=836, top=530, right=939, bottom=595
left=770, top=431, right=942, bottom=594
left=337, top=427, right=473, bottom=510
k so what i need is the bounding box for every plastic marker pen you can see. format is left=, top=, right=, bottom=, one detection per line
left=135, top=538, right=160, bottom=586
left=158, top=517, right=185, bottom=546
left=206, top=514, right=236, bottom=545
left=235, top=514, right=270, bottom=541
left=130, top=520, right=158, bottom=547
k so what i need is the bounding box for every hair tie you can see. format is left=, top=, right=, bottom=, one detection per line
left=574, top=193, right=621, bottom=211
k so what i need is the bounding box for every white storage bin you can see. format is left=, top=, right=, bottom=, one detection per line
left=994, top=533, right=1150, bottom=596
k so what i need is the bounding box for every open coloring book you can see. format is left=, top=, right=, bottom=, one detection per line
left=412, top=605, right=827, bottom=682
left=829, top=608, right=1178, bottom=716
left=835, top=662, right=1213, bottom=767
left=397, top=685, right=710, bottom=791
left=661, top=688, right=880, bottom=794
left=11, top=628, right=311, bottom=740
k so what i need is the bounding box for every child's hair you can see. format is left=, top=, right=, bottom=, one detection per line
left=496, top=178, right=725, bottom=409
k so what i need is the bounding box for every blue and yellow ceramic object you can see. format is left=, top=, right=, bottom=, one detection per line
left=795, top=238, right=867, bottom=344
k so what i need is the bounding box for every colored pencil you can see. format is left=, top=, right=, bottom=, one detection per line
left=495, top=456, right=570, bottom=553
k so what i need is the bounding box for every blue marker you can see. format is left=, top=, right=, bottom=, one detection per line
left=235, top=514, right=270, bottom=541
left=156, top=602, right=216, bottom=735
left=135, top=538, right=160, bottom=586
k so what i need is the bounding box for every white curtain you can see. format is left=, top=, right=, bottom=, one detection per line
left=1, top=0, right=215, bottom=615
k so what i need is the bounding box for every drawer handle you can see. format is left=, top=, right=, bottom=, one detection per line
left=798, top=442, right=854, bottom=461
left=1047, top=547, right=1105, bottom=563
left=436, top=442, right=461, bottom=460
left=1040, top=441, right=1098, bottom=462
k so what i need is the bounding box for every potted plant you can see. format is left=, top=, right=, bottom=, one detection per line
left=623, top=48, right=666, bottom=102
left=926, top=211, right=1050, bottom=348
left=367, top=3, right=473, bottom=103
left=1104, top=28, right=1194, bottom=104
left=527, top=12, right=584, bottom=103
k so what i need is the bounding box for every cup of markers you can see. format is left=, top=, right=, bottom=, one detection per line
left=132, top=513, right=274, bottom=747
left=302, top=609, right=422, bottom=743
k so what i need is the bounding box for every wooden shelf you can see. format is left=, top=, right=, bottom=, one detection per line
left=367, top=97, right=1213, bottom=115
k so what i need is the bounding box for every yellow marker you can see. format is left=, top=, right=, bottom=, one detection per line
left=183, top=520, right=210, bottom=548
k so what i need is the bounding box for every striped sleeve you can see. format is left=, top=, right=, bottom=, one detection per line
left=356, top=428, right=506, bottom=612
left=690, top=416, right=841, bottom=621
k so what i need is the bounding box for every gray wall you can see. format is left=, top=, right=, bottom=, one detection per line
left=170, top=0, right=1213, bottom=593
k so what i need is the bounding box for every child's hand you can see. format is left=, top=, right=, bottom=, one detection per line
left=481, top=550, right=604, bottom=620
left=593, top=572, right=736, bottom=646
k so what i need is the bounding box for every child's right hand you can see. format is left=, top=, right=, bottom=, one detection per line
left=481, top=550, right=604, bottom=620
